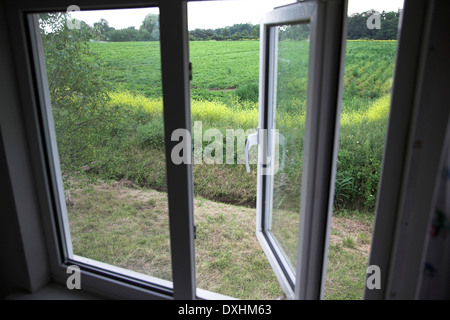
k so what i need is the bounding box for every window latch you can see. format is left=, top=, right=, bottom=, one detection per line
left=245, top=129, right=286, bottom=173
left=245, top=128, right=259, bottom=173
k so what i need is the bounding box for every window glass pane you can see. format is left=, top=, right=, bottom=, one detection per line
left=35, top=7, right=172, bottom=283
left=267, top=23, right=310, bottom=274
left=186, top=0, right=293, bottom=300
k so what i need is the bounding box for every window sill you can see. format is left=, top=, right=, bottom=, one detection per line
left=5, top=283, right=102, bottom=300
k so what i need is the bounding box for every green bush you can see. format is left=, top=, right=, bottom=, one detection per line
left=137, top=118, right=165, bottom=148
left=336, top=95, right=390, bottom=211
left=235, top=83, right=259, bottom=102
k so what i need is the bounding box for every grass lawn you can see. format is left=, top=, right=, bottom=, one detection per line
left=67, top=179, right=373, bottom=300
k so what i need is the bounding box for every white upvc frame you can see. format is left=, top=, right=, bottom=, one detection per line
left=3, top=0, right=449, bottom=301
left=2, top=0, right=347, bottom=301
left=255, top=0, right=347, bottom=300
left=2, top=0, right=200, bottom=300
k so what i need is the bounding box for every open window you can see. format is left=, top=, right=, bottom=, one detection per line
left=9, top=0, right=197, bottom=300
left=246, top=0, right=347, bottom=299
left=3, top=0, right=450, bottom=301
left=5, top=0, right=346, bottom=300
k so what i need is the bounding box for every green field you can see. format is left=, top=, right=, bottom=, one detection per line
left=86, top=39, right=396, bottom=211
left=46, top=37, right=397, bottom=299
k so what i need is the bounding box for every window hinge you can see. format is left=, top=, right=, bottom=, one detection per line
left=189, top=62, right=192, bottom=81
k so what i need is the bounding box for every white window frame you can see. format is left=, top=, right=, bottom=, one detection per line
left=2, top=0, right=347, bottom=300
left=4, top=0, right=445, bottom=301
left=254, top=0, right=347, bottom=300
left=3, top=0, right=199, bottom=300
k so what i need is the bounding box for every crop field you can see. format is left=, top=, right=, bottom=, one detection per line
left=48, top=38, right=397, bottom=299
left=90, top=40, right=262, bottom=101
left=87, top=39, right=397, bottom=211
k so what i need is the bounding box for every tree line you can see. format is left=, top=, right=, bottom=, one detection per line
left=189, top=23, right=259, bottom=41
left=347, top=10, right=401, bottom=40
left=82, top=10, right=401, bottom=42
left=80, top=14, right=160, bottom=42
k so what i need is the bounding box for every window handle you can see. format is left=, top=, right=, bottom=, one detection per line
left=245, top=130, right=286, bottom=173
left=245, top=131, right=259, bottom=173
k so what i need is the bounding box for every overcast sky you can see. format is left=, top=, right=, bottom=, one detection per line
left=70, top=0, right=404, bottom=30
